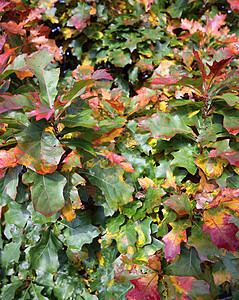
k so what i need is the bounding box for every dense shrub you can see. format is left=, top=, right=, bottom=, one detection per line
left=0, top=0, right=239, bottom=299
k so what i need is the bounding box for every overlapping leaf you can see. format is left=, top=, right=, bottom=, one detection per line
left=15, top=122, right=64, bottom=174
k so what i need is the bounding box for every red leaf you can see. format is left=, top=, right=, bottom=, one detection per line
left=126, top=273, right=160, bottom=300
left=206, top=188, right=239, bottom=213
left=92, top=127, right=125, bottom=145
left=96, top=148, right=135, bottom=173
left=164, top=194, right=192, bottom=215
left=228, top=0, right=239, bottom=10
left=0, top=1, right=10, bottom=13
left=162, top=219, right=191, bottom=262
left=203, top=210, right=239, bottom=252
left=208, top=139, right=239, bottom=167
left=29, top=98, right=55, bottom=121
left=0, top=34, right=7, bottom=53
left=0, top=46, right=19, bottom=73
left=151, top=75, right=179, bottom=86
left=181, top=18, right=204, bottom=35
left=92, top=69, right=113, bottom=80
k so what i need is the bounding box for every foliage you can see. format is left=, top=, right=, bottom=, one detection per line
left=0, top=0, right=239, bottom=299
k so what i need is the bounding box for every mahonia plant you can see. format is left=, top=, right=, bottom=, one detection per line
left=0, top=0, right=239, bottom=299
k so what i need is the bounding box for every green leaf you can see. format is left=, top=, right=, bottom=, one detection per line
left=115, top=219, right=137, bottom=254
left=138, top=111, right=195, bottom=140
left=29, top=284, right=49, bottom=300
left=87, top=163, right=134, bottom=211
left=29, top=230, right=62, bottom=273
left=2, top=238, right=21, bottom=267
left=109, top=49, right=132, bottom=67
left=164, top=194, right=193, bottom=216
left=5, top=201, right=30, bottom=228
left=135, top=217, right=152, bottom=247
left=23, top=170, right=66, bottom=217
left=0, top=177, right=12, bottom=206
left=25, top=49, right=60, bottom=108
left=55, top=79, right=95, bottom=118
left=61, top=109, right=98, bottom=129
left=4, top=165, right=22, bottom=200
left=187, top=222, right=222, bottom=262
left=15, top=122, right=64, bottom=174
left=216, top=93, right=239, bottom=107
left=166, top=245, right=204, bottom=280
left=62, top=211, right=100, bottom=250
left=170, top=147, right=199, bottom=175
left=1, top=280, right=23, bottom=300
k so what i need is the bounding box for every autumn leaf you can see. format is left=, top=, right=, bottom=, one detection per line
left=195, top=151, right=228, bottom=178
left=67, top=2, right=92, bottom=32
left=126, top=255, right=161, bottom=300
left=203, top=210, right=239, bottom=252
left=206, top=188, right=239, bottom=213
left=161, top=169, right=177, bottom=190
left=228, top=0, right=239, bottom=10
left=92, top=127, right=125, bottom=145
left=61, top=151, right=82, bottom=172
left=162, top=219, right=191, bottom=262
left=164, top=193, right=192, bottom=216
left=164, top=275, right=211, bottom=299
left=138, top=177, right=157, bottom=191
left=0, top=148, right=17, bottom=169
left=15, top=123, right=64, bottom=174
left=96, top=148, right=135, bottom=173
left=208, top=139, right=239, bottom=167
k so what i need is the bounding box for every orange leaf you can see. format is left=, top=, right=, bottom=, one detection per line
left=161, top=169, right=177, bottom=190
left=138, top=177, right=157, bottom=191
left=92, top=127, right=125, bottom=145
left=0, top=148, right=17, bottom=169
left=206, top=188, right=239, bottom=213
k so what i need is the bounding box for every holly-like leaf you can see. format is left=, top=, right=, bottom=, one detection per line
left=208, top=139, right=239, bottom=167
left=29, top=230, right=62, bottom=273
left=15, top=122, right=64, bottom=174
left=25, top=49, right=60, bottom=108
left=170, top=147, right=198, bottom=175
left=206, top=188, right=239, bottom=213
left=22, top=170, right=67, bottom=216
left=164, top=193, right=192, bottom=216
left=87, top=163, right=134, bottom=211
left=162, top=219, right=191, bottom=262
left=138, top=111, right=195, bottom=140
left=203, top=210, right=239, bottom=252
left=62, top=211, right=100, bottom=251
left=166, top=245, right=204, bottom=279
